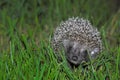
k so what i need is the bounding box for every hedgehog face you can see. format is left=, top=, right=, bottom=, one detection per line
left=63, top=40, right=89, bottom=67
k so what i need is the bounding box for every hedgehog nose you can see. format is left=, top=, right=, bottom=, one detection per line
left=72, top=56, right=78, bottom=61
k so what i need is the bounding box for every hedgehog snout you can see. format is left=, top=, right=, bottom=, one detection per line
left=67, top=49, right=83, bottom=65
left=72, top=56, right=78, bottom=61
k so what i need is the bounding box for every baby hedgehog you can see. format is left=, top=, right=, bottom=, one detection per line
left=51, top=17, right=103, bottom=68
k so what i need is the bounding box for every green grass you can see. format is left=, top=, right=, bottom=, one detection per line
left=0, top=0, right=120, bottom=80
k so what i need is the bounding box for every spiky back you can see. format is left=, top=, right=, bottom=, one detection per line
left=52, top=17, right=102, bottom=54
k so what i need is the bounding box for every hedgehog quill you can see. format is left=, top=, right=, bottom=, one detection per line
left=51, top=17, right=103, bottom=68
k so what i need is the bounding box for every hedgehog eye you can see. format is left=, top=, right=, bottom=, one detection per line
left=68, top=46, right=72, bottom=50
left=83, top=50, right=87, bottom=54
left=82, top=50, right=88, bottom=56
left=82, top=50, right=90, bottom=61
left=66, top=45, right=73, bottom=53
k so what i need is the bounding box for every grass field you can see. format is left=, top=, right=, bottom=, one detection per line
left=0, top=0, right=120, bottom=80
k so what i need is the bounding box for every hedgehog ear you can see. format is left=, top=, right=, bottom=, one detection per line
left=91, top=48, right=99, bottom=58
left=63, top=40, right=74, bottom=52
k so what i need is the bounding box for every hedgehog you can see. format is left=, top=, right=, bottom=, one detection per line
left=51, top=17, right=103, bottom=68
